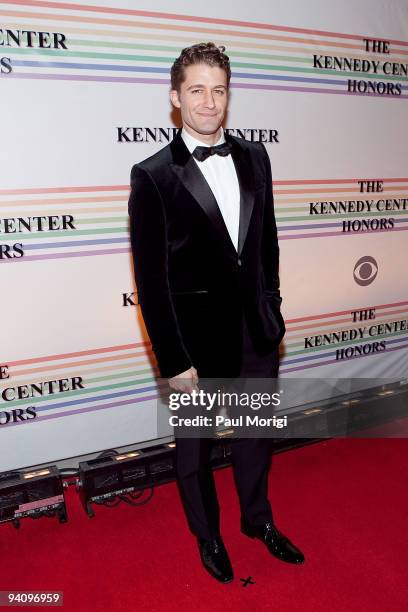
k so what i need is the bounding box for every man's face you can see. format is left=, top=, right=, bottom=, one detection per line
left=170, top=63, right=228, bottom=141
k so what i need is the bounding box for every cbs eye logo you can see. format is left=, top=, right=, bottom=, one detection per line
left=353, top=256, right=378, bottom=286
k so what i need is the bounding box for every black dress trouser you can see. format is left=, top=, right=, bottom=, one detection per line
left=174, top=313, right=279, bottom=540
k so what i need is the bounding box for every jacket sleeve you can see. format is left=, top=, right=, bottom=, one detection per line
left=260, top=143, right=282, bottom=309
left=128, top=163, right=193, bottom=378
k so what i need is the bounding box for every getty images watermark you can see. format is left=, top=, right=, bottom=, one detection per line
left=156, top=377, right=408, bottom=439
left=167, top=388, right=288, bottom=431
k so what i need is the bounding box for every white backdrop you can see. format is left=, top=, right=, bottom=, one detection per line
left=1, top=0, right=407, bottom=470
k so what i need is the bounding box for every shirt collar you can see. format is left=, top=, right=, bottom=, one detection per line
left=181, top=127, right=225, bottom=154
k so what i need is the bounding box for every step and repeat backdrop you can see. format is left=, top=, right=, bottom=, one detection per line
left=1, top=0, right=407, bottom=470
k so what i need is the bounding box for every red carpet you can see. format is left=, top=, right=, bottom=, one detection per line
left=1, top=438, right=407, bottom=611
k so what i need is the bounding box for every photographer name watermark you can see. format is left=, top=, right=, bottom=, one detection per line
left=169, top=413, right=288, bottom=429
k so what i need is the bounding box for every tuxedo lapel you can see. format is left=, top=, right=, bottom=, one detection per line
left=225, top=132, right=255, bottom=257
left=169, top=129, right=255, bottom=258
left=170, top=130, right=237, bottom=258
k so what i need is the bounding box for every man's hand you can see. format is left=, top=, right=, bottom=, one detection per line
left=168, top=366, right=199, bottom=393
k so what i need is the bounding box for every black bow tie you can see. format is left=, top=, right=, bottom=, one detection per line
left=192, top=141, right=232, bottom=162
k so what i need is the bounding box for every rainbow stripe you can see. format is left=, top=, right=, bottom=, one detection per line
left=0, top=0, right=407, bottom=97
left=274, top=177, right=408, bottom=239
left=1, top=178, right=407, bottom=263
left=0, top=184, right=130, bottom=262
left=280, top=300, right=408, bottom=373
left=2, top=299, right=407, bottom=427
left=0, top=340, right=162, bottom=428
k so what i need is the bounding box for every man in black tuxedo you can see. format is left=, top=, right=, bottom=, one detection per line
left=128, top=42, right=304, bottom=583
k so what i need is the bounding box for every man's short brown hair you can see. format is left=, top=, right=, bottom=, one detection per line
left=170, top=42, right=231, bottom=91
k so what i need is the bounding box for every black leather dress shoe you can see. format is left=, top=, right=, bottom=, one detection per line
left=198, top=536, right=234, bottom=583
left=241, top=520, right=305, bottom=564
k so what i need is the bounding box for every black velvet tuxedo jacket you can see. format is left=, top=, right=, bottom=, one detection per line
left=128, top=129, right=285, bottom=379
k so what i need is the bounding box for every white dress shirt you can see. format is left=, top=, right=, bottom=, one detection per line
left=181, top=127, right=241, bottom=251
